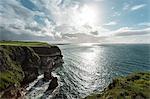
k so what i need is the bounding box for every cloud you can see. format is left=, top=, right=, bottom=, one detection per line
left=123, top=4, right=130, bottom=10
left=105, top=35, right=150, bottom=44
left=62, top=33, right=106, bottom=43
left=0, top=0, right=70, bottom=41
left=131, top=4, right=146, bottom=11
left=90, top=31, right=98, bottom=35
left=94, top=0, right=104, bottom=1
left=0, top=26, right=54, bottom=41
left=0, top=0, right=149, bottom=44
left=112, top=12, right=121, bottom=17
left=1, top=0, right=103, bottom=42
left=100, top=27, right=150, bottom=44
left=138, top=22, right=150, bottom=27
left=123, top=3, right=146, bottom=11
left=59, top=27, right=150, bottom=43
left=111, top=27, right=150, bottom=36
left=104, top=21, right=117, bottom=26
left=0, top=0, right=100, bottom=40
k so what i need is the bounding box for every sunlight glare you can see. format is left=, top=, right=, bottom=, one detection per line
left=80, top=47, right=99, bottom=73
left=74, top=4, right=100, bottom=26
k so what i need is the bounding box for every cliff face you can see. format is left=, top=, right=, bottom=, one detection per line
left=0, top=44, right=63, bottom=98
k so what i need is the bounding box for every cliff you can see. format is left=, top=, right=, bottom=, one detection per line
left=0, top=41, right=63, bottom=98
left=85, top=72, right=150, bottom=99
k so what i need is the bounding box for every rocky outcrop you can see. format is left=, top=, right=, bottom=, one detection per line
left=32, top=46, right=63, bottom=81
left=85, top=72, right=150, bottom=99
left=47, top=77, right=58, bottom=91
left=0, top=44, right=63, bottom=98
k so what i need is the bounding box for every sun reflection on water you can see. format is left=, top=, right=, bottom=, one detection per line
left=81, top=48, right=97, bottom=72
left=74, top=46, right=109, bottom=96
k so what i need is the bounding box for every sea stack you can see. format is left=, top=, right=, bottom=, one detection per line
left=0, top=41, right=64, bottom=98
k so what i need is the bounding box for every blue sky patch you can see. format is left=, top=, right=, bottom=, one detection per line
left=19, top=0, right=39, bottom=11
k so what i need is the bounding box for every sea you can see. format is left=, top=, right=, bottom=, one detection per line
left=26, top=44, right=150, bottom=99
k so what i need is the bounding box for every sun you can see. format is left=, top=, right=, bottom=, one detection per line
left=74, top=4, right=100, bottom=26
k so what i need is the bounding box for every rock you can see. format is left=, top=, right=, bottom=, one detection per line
left=47, top=77, right=58, bottom=91
left=0, top=41, right=63, bottom=98
left=1, top=87, right=25, bottom=99
left=43, top=72, right=53, bottom=82
left=135, top=95, right=145, bottom=99
left=21, top=47, right=40, bottom=85
left=0, top=46, right=25, bottom=90
left=41, top=57, right=54, bottom=81
left=32, top=46, right=64, bottom=82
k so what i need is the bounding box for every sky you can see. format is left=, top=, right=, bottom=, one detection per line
left=0, top=0, right=150, bottom=43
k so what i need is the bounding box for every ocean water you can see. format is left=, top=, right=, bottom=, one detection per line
left=26, top=44, right=150, bottom=99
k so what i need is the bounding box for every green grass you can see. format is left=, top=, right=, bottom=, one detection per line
left=0, top=47, right=24, bottom=89
left=0, top=41, right=51, bottom=47
left=0, top=71, right=23, bottom=89
left=85, top=72, right=150, bottom=99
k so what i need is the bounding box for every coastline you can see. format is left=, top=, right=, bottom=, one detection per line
left=85, top=72, right=150, bottom=99
left=0, top=41, right=64, bottom=98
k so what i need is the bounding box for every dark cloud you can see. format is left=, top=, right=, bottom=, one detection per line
left=25, top=26, right=41, bottom=32
left=0, top=27, right=53, bottom=41
left=62, top=33, right=106, bottom=43
left=90, top=31, right=98, bottom=35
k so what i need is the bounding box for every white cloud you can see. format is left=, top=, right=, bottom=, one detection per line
left=138, top=22, right=150, bottom=27
left=105, top=34, right=150, bottom=44
left=104, top=21, right=117, bottom=26
left=0, top=0, right=103, bottom=38
left=0, top=0, right=65, bottom=40
left=94, top=0, right=104, bottom=1
left=131, top=4, right=146, bottom=11
left=123, top=3, right=146, bottom=11
left=0, top=0, right=149, bottom=43
left=61, top=33, right=106, bottom=43
left=110, top=27, right=150, bottom=36
left=59, top=27, right=150, bottom=43
left=112, top=12, right=121, bottom=17
left=102, top=27, right=150, bottom=44
left=123, top=4, right=130, bottom=10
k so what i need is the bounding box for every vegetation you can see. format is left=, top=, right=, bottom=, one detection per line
left=0, top=41, right=51, bottom=47
left=0, top=41, right=60, bottom=98
left=0, top=41, right=45, bottom=90
left=85, top=72, right=150, bottom=99
left=0, top=47, right=24, bottom=89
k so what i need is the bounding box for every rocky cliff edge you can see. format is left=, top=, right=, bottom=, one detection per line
left=0, top=41, right=63, bottom=98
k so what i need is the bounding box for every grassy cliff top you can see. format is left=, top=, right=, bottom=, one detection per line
left=0, top=41, right=51, bottom=47
left=85, top=72, right=150, bottom=99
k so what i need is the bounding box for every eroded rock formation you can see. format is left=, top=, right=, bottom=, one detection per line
left=0, top=45, right=63, bottom=98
